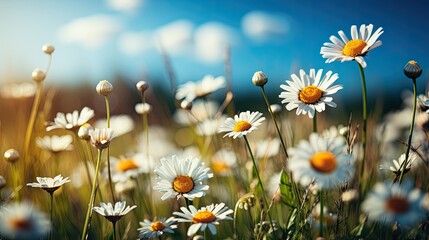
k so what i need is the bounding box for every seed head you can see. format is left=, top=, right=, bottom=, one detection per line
left=252, top=71, right=268, bottom=87
left=404, top=60, right=423, bottom=80
left=136, top=81, right=149, bottom=93
left=32, top=68, right=46, bottom=82
left=96, top=80, right=113, bottom=96
left=4, top=149, right=20, bottom=163
left=42, top=44, right=55, bottom=55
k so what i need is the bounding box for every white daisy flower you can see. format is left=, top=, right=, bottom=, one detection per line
left=218, top=111, right=265, bottom=139
left=0, top=82, right=36, bottom=99
left=36, top=135, right=74, bottom=153
left=175, top=75, right=226, bottom=102
left=106, top=154, right=155, bottom=183
left=380, top=152, right=418, bottom=175
left=153, top=155, right=213, bottom=201
left=0, top=202, right=51, bottom=240
left=279, top=69, right=343, bottom=118
left=173, top=203, right=233, bottom=237
left=362, top=180, right=427, bottom=226
left=174, top=100, right=220, bottom=125
left=46, top=107, right=95, bottom=131
left=287, top=133, right=354, bottom=189
left=320, top=24, right=383, bottom=68
left=135, top=103, right=152, bottom=115
left=93, top=201, right=136, bottom=223
left=94, top=115, right=134, bottom=137
left=27, top=175, right=70, bottom=194
left=89, top=128, right=114, bottom=149
left=211, top=149, right=237, bottom=176
left=195, top=117, right=226, bottom=136
left=255, top=138, right=281, bottom=158
left=138, top=217, right=177, bottom=239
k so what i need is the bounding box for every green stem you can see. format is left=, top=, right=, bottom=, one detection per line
left=104, top=96, right=115, bottom=203
left=113, top=222, right=117, bottom=240
left=81, top=149, right=103, bottom=240
left=313, top=112, right=317, bottom=133
left=319, top=190, right=324, bottom=237
left=398, top=78, right=417, bottom=184
left=243, top=136, right=276, bottom=239
left=357, top=63, right=368, bottom=192
left=23, top=82, right=43, bottom=166
left=233, top=202, right=239, bottom=240
left=49, top=193, right=54, bottom=240
left=11, top=164, right=20, bottom=201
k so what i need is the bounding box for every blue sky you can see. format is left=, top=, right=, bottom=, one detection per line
left=1, top=0, right=429, bottom=100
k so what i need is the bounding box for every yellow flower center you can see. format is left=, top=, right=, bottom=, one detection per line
left=116, top=159, right=139, bottom=172
left=385, top=196, right=410, bottom=214
left=193, top=210, right=217, bottom=223
left=150, top=221, right=166, bottom=231
left=173, top=176, right=194, bottom=193
left=310, top=151, right=337, bottom=173
left=299, top=86, right=323, bottom=104
left=9, top=218, right=33, bottom=231
left=212, top=161, right=229, bottom=174
left=233, top=121, right=252, bottom=132
left=342, top=39, right=367, bottom=57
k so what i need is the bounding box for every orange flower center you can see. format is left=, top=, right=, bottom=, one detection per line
left=385, top=196, right=410, bottom=214
left=116, top=159, right=139, bottom=172
left=233, top=121, right=252, bottom=132
left=150, top=221, right=166, bottom=231
left=193, top=210, right=217, bottom=223
left=212, top=161, right=229, bottom=174
left=173, top=176, right=194, bottom=193
left=9, top=218, right=33, bottom=231
left=342, top=39, right=367, bottom=57
left=310, top=151, right=337, bottom=173
left=299, top=86, right=323, bottom=104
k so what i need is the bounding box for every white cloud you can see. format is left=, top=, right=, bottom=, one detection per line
left=242, top=11, right=289, bottom=42
left=106, top=0, right=143, bottom=14
left=58, top=15, right=121, bottom=49
left=118, top=31, right=153, bottom=55
left=194, top=22, right=238, bottom=63
left=154, top=20, right=194, bottom=54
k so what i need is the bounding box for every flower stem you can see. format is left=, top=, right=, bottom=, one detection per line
left=104, top=96, right=116, bottom=203
left=49, top=193, right=54, bottom=240
left=357, top=63, right=368, bottom=190
left=81, top=149, right=103, bottom=240
left=313, top=112, right=317, bottom=133
left=243, top=136, right=277, bottom=239
left=399, top=78, right=417, bottom=184
left=319, top=190, right=324, bottom=237
left=113, top=222, right=117, bottom=240
left=23, top=82, right=43, bottom=166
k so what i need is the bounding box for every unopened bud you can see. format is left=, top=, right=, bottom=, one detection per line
left=404, top=60, right=423, bottom=80
left=42, top=44, right=55, bottom=55
left=136, top=81, right=149, bottom=93
left=4, top=149, right=20, bottom=163
left=96, top=80, right=113, bottom=96
left=270, top=104, right=282, bottom=114
left=252, top=71, right=268, bottom=87
left=180, top=100, right=192, bottom=110
left=32, top=68, right=46, bottom=82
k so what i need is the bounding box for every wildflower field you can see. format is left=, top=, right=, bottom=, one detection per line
left=1, top=24, right=429, bottom=240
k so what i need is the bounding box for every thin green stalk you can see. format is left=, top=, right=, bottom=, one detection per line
left=81, top=149, right=103, bottom=240
left=11, top=164, right=20, bottom=201
left=49, top=193, right=54, bottom=240
left=398, top=78, right=417, bottom=184
left=104, top=96, right=116, bottom=203
left=319, top=190, right=324, bottom=237
left=204, top=229, right=207, bottom=240
left=113, top=222, right=117, bottom=240
left=233, top=201, right=240, bottom=240
left=358, top=63, right=368, bottom=184
left=243, top=136, right=277, bottom=239
left=313, top=112, right=317, bottom=133
left=23, top=82, right=43, bottom=164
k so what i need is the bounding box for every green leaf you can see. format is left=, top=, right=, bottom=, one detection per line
left=279, top=170, right=297, bottom=208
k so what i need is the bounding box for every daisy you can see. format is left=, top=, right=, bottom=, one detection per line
left=320, top=24, right=383, bottom=68
left=93, top=201, right=136, bottom=223
left=138, top=217, right=177, bottom=239
left=175, top=75, right=226, bottom=102
left=36, top=135, right=74, bottom=153
left=210, top=149, right=237, bottom=176
left=27, top=175, right=70, bottom=194
left=153, top=155, right=213, bottom=200
left=173, top=203, right=233, bottom=236
left=94, top=115, right=134, bottom=137
left=380, top=152, right=418, bottom=175
left=279, top=69, right=342, bottom=118
left=287, top=133, right=354, bottom=189
left=46, top=107, right=95, bottom=131
left=362, top=180, right=427, bottom=226
left=89, top=128, right=114, bottom=149
left=135, top=103, right=152, bottom=115
left=0, top=202, right=51, bottom=240
left=195, top=117, right=226, bottom=136
left=174, top=100, right=219, bottom=125
left=0, top=82, right=36, bottom=99
left=255, top=138, right=281, bottom=158
left=106, top=155, right=153, bottom=183
left=218, top=111, right=265, bottom=139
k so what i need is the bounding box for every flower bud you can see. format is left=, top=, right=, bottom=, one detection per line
left=180, top=100, right=192, bottom=110
left=78, top=123, right=94, bottom=140
left=32, top=68, right=46, bottom=82
left=42, top=44, right=55, bottom=55
left=4, top=149, right=20, bottom=163
left=252, top=71, right=268, bottom=87
left=404, top=60, right=423, bottom=79
left=96, top=80, right=113, bottom=96
left=135, top=103, right=152, bottom=115
left=269, top=104, right=282, bottom=114
left=136, top=81, right=149, bottom=93
left=0, top=175, right=6, bottom=189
